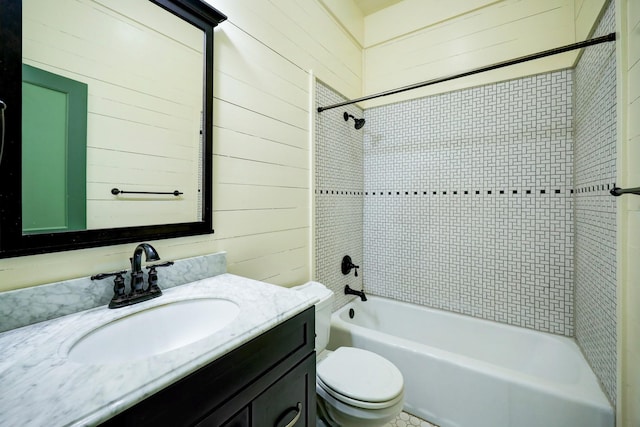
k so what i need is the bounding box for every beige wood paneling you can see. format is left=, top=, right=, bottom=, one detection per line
left=318, top=0, right=365, bottom=47
left=618, top=0, right=640, bottom=423
left=575, top=0, right=609, bottom=40
left=362, top=0, right=576, bottom=107
left=2, top=0, right=360, bottom=291
left=209, top=0, right=362, bottom=99
left=364, top=0, right=502, bottom=48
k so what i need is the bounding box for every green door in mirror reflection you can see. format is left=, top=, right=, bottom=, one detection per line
left=21, top=64, right=87, bottom=234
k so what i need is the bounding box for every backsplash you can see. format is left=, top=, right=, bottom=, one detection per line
left=315, top=81, right=364, bottom=310
left=363, top=70, right=575, bottom=335
left=574, top=0, right=617, bottom=405
left=0, top=252, right=227, bottom=332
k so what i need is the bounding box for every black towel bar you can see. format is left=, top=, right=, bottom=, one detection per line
left=111, top=188, right=183, bottom=196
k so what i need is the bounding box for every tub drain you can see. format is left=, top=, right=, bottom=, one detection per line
left=349, top=308, right=355, bottom=319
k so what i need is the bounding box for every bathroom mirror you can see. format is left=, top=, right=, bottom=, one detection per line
left=0, top=0, right=226, bottom=257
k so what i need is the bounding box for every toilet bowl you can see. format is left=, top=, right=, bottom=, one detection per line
left=293, top=282, right=404, bottom=427
left=316, top=347, right=404, bottom=426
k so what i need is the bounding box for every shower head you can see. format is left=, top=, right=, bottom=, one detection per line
left=343, top=112, right=365, bottom=130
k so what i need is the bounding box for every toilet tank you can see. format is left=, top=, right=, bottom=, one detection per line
left=292, top=282, right=334, bottom=353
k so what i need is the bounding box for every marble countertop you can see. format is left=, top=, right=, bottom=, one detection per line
left=0, top=274, right=315, bottom=427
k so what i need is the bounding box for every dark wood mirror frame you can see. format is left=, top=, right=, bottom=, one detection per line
left=0, top=0, right=226, bottom=258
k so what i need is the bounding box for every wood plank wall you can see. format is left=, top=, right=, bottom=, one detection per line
left=361, top=0, right=578, bottom=108
left=0, top=0, right=361, bottom=291
left=618, top=0, right=640, bottom=423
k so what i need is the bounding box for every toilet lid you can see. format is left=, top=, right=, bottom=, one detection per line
left=317, top=347, right=403, bottom=403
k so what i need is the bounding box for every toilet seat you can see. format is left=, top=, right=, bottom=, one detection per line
left=317, top=347, right=404, bottom=410
left=317, top=376, right=404, bottom=410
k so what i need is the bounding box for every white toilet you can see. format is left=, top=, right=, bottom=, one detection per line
left=293, top=282, right=404, bottom=427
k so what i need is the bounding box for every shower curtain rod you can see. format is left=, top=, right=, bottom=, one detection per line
left=317, top=32, right=616, bottom=113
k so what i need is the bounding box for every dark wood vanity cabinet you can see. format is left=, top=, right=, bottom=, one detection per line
left=101, top=307, right=316, bottom=427
left=202, top=353, right=315, bottom=427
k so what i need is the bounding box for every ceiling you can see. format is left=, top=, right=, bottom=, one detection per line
left=352, top=0, right=404, bottom=16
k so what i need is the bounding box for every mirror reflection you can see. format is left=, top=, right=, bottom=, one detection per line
left=21, top=0, right=205, bottom=233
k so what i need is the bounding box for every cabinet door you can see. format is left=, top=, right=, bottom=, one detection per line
left=251, top=354, right=316, bottom=427
left=220, top=407, right=250, bottom=427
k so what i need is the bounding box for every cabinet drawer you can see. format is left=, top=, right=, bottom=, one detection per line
left=252, top=353, right=316, bottom=427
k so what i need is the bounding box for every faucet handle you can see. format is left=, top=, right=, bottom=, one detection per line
left=341, top=255, right=360, bottom=277
left=113, top=273, right=126, bottom=297
left=145, top=261, right=174, bottom=291
left=91, top=270, right=127, bottom=281
left=91, top=270, right=128, bottom=298
left=146, top=261, right=175, bottom=269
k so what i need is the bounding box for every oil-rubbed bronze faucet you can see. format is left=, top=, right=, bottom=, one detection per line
left=92, top=243, right=173, bottom=308
left=130, top=243, right=160, bottom=294
left=345, top=285, right=367, bottom=301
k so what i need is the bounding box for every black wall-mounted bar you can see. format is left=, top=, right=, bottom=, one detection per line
left=610, top=186, right=640, bottom=196
left=111, top=188, right=183, bottom=196
left=317, top=33, right=616, bottom=113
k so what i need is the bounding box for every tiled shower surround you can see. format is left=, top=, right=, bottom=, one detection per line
left=315, top=0, right=617, bottom=405
left=364, top=70, right=575, bottom=335
left=315, top=82, right=364, bottom=310
left=574, top=0, right=617, bottom=405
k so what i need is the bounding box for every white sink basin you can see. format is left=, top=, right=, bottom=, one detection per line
left=68, top=298, right=240, bottom=364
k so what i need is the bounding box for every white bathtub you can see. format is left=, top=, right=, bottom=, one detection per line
left=328, top=296, right=613, bottom=427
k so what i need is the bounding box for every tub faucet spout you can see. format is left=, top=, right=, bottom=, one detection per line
left=345, top=285, right=367, bottom=301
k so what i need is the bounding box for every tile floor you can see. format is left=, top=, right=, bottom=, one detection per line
left=383, top=411, right=437, bottom=427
